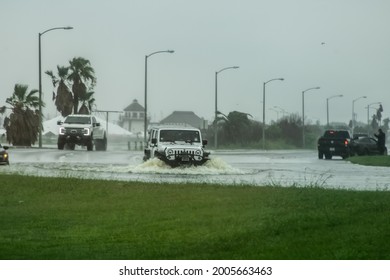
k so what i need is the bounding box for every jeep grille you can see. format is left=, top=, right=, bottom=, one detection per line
left=165, top=148, right=203, bottom=160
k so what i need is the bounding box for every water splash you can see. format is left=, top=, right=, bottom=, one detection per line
left=131, top=157, right=244, bottom=175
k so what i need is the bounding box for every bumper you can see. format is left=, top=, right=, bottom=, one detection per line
left=160, top=152, right=210, bottom=167
left=58, top=134, right=92, bottom=145
left=318, top=147, right=351, bottom=156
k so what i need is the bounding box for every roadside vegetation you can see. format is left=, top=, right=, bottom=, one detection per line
left=347, top=155, right=390, bottom=167
left=208, top=110, right=390, bottom=150
left=0, top=84, right=42, bottom=146
left=0, top=57, right=96, bottom=147
left=1, top=174, right=389, bottom=260
left=46, top=57, right=97, bottom=116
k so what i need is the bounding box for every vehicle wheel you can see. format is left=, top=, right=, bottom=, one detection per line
left=95, top=137, right=107, bottom=151
left=318, top=151, right=324, bottom=159
left=58, top=141, right=65, bottom=150
left=143, top=150, right=151, bottom=161
left=87, top=140, right=93, bottom=151
left=101, top=136, right=107, bottom=151
left=325, top=153, right=332, bottom=160
left=95, top=141, right=101, bottom=151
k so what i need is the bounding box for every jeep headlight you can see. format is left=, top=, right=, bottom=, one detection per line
left=167, top=149, right=173, bottom=155
left=195, top=150, right=201, bottom=155
left=83, top=128, right=90, bottom=136
left=59, top=127, right=65, bottom=135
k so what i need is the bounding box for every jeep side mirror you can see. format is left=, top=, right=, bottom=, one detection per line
left=3, top=146, right=9, bottom=150
left=57, top=120, right=63, bottom=125
left=202, top=139, right=208, bottom=146
left=151, top=138, right=157, bottom=145
left=94, top=123, right=100, bottom=127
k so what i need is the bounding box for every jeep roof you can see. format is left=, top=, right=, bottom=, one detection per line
left=149, top=126, right=202, bottom=142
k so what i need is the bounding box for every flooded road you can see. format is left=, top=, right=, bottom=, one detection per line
left=1, top=148, right=389, bottom=191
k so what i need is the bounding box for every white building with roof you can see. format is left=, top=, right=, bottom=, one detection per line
left=118, top=99, right=145, bottom=136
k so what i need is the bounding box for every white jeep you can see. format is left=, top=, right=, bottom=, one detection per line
left=57, top=114, right=107, bottom=151
left=143, top=126, right=210, bottom=167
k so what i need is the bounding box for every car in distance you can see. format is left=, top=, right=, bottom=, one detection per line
left=317, top=129, right=353, bottom=159
left=0, top=144, right=9, bottom=165
left=351, top=136, right=388, bottom=156
left=143, top=126, right=210, bottom=167
left=57, top=114, right=107, bottom=151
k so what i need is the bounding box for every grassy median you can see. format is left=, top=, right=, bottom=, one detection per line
left=1, top=174, right=390, bottom=260
left=347, top=155, right=390, bottom=167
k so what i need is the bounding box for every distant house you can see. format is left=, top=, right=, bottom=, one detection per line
left=160, top=111, right=208, bottom=130
left=119, top=99, right=145, bottom=136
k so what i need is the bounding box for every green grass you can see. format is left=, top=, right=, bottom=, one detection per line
left=1, top=174, right=390, bottom=260
left=347, top=155, right=390, bottom=167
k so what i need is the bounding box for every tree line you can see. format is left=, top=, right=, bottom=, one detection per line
left=206, top=110, right=389, bottom=149
left=1, top=56, right=388, bottom=148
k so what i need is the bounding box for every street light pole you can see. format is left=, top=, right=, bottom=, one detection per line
left=214, top=66, right=239, bottom=149
left=366, top=102, right=380, bottom=135
left=274, top=106, right=288, bottom=118
left=326, top=94, right=343, bottom=127
left=302, top=86, right=320, bottom=148
left=262, top=78, right=284, bottom=149
left=269, top=108, right=279, bottom=121
left=143, top=50, right=174, bottom=143
left=38, top=26, right=73, bottom=148
left=351, top=96, right=367, bottom=136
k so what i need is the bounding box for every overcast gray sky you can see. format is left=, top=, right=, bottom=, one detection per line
left=1, top=0, right=389, bottom=125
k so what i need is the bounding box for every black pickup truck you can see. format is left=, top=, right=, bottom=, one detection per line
left=317, top=129, right=353, bottom=159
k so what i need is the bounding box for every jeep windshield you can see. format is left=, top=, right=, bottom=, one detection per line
left=64, top=116, right=91, bottom=124
left=159, top=130, right=200, bottom=143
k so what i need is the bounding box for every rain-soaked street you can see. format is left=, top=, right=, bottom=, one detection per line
left=1, top=147, right=389, bottom=191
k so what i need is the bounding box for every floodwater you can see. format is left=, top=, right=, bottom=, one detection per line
left=1, top=148, right=389, bottom=191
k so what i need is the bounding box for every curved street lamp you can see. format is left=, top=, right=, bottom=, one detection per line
left=214, top=66, right=239, bottom=149
left=38, top=26, right=73, bottom=148
left=326, top=94, right=343, bottom=127
left=351, top=95, right=367, bottom=136
left=302, top=86, right=320, bottom=148
left=144, top=50, right=175, bottom=143
left=262, top=78, right=284, bottom=149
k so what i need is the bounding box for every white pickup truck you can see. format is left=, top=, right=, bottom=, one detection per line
left=57, top=114, right=107, bottom=151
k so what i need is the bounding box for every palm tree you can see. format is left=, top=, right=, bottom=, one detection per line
left=46, top=66, right=73, bottom=117
left=78, top=90, right=95, bottom=114
left=3, top=84, right=43, bottom=146
left=67, top=57, right=96, bottom=114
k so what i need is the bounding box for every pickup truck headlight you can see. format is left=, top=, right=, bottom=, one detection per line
left=59, top=127, right=65, bottom=135
left=83, top=128, right=90, bottom=136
